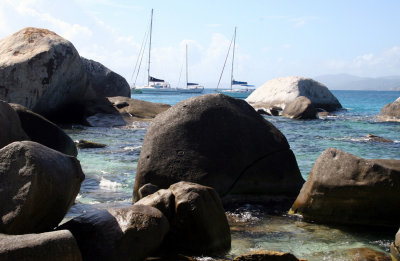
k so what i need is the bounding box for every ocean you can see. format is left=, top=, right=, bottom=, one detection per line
left=65, top=89, right=400, bottom=260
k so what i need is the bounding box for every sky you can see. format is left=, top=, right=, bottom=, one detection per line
left=1, top=0, right=399, bottom=89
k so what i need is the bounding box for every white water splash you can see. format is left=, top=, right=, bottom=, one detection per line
left=99, top=177, right=122, bottom=190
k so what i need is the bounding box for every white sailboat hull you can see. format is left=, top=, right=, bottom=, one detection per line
left=178, top=86, right=204, bottom=94
left=138, top=86, right=179, bottom=94
left=216, top=88, right=254, bottom=99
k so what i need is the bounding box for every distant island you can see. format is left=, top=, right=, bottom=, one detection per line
left=314, top=74, right=400, bottom=91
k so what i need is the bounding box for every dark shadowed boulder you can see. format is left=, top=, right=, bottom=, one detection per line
left=378, top=97, right=400, bottom=122
left=59, top=205, right=169, bottom=261
left=138, top=183, right=161, bottom=199
left=166, top=182, right=230, bottom=255
left=246, top=76, right=342, bottom=112
left=137, top=181, right=230, bottom=256
left=0, top=141, right=84, bottom=234
left=133, top=94, right=304, bottom=208
left=282, top=96, right=317, bottom=120
left=0, top=101, right=29, bottom=149
left=0, top=230, right=82, bottom=261
left=10, top=103, right=77, bottom=156
left=82, top=57, right=130, bottom=98
left=0, top=27, right=94, bottom=121
left=290, top=148, right=400, bottom=227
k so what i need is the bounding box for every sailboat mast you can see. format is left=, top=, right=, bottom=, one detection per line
left=147, top=9, right=153, bottom=86
left=230, top=27, right=237, bottom=90
left=186, top=44, right=188, bottom=88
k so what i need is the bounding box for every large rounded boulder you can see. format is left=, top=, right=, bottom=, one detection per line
left=290, top=148, right=400, bottom=227
left=10, top=103, right=77, bottom=156
left=246, top=76, right=342, bottom=112
left=0, top=100, right=29, bottom=149
left=82, top=57, right=130, bottom=98
left=378, top=97, right=400, bottom=122
left=0, top=141, right=85, bottom=234
left=0, top=27, right=94, bottom=120
left=133, top=94, right=304, bottom=208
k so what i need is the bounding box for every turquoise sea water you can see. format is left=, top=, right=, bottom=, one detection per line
left=65, top=89, right=400, bottom=260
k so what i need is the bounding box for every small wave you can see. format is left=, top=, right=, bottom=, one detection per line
left=227, top=211, right=261, bottom=223
left=123, top=146, right=142, bottom=151
left=128, top=121, right=150, bottom=129
left=193, top=257, right=215, bottom=261
left=99, top=177, right=122, bottom=190
left=333, top=136, right=369, bottom=142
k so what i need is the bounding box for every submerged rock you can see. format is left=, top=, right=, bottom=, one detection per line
left=246, top=76, right=342, bottom=112
left=378, top=97, right=400, bottom=122
left=366, top=134, right=393, bottom=143
left=59, top=205, right=169, bottom=261
left=290, top=148, right=400, bottom=227
left=346, top=248, right=391, bottom=261
left=10, top=103, right=78, bottom=156
left=0, top=101, right=29, bottom=149
left=0, top=141, right=84, bottom=234
left=233, top=250, right=302, bottom=261
left=133, top=94, right=304, bottom=209
left=282, top=96, right=317, bottom=120
left=0, top=230, right=82, bottom=261
left=75, top=139, right=107, bottom=149
left=0, top=27, right=94, bottom=121
left=82, top=57, right=130, bottom=98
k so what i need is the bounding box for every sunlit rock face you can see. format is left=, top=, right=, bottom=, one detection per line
left=246, top=76, right=342, bottom=112
left=0, top=27, right=94, bottom=119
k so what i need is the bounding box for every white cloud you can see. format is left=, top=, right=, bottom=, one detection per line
left=290, top=16, right=317, bottom=28
left=324, top=46, right=400, bottom=77
left=206, top=24, right=222, bottom=28
left=263, top=15, right=317, bottom=27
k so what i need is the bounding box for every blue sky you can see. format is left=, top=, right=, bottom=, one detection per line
left=1, top=0, right=399, bottom=88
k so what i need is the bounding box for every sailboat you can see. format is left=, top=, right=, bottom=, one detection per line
left=178, top=44, right=204, bottom=94
left=131, top=9, right=178, bottom=95
left=216, top=27, right=254, bottom=99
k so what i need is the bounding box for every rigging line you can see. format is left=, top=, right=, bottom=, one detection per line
left=134, top=29, right=149, bottom=86
left=131, top=27, right=149, bottom=83
left=216, top=31, right=235, bottom=90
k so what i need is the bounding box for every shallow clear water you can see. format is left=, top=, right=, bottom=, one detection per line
left=65, top=89, right=400, bottom=260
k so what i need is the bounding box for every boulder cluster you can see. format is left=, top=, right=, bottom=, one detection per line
left=0, top=98, right=232, bottom=260
left=1, top=26, right=399, bottom=260
left=0, top=27, right=168, bottom=126
left=246, top=76, right=343, bottom=119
